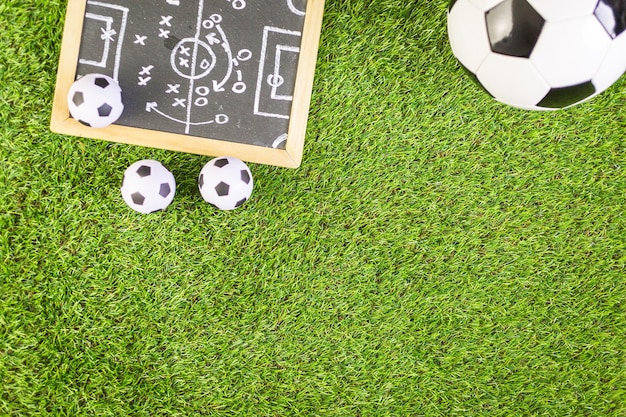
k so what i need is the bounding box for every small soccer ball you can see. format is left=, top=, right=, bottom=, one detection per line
left=448, top=0, right=626, bottom=110
left=67, top=73, right=124, bottom=127
left=121, top=160, right=176, bottom=214
left=198, top=157, right=254, bottom=210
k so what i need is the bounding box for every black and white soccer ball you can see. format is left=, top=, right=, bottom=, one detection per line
left=448, top=0, right=626, bottom=110
left=121, top=160, right=176, bottom=214
left=198, top=157, right=254, bottom=210
left=67, top=73, right=124, bottom=127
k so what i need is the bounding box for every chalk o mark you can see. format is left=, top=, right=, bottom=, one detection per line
left=196, top=86, right=210, bottom=96
left=229, top=0, right=246, bottom=10
left=202, top=14, right=223, bottom=29
left=232, top=82, right=247, bottom=94
left=237, top=49, right=252, bottom=62
left=267, top=74, right=284, bottom=88
left=215, top=114, right=229, bottom=124
left=195, top=97, right=209, bottom=107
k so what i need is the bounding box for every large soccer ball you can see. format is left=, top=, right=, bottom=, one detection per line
left=67, top=73, right=124, bottom=127
left=121, top=160, right=176, bottom=214
left=198, top=157, right=254, bottom=210
left=448, top=0, right=626, bottom=110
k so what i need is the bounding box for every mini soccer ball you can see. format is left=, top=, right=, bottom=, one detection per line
left=198, top=157, right=254, bottom=210
left=121, top=160, right=176, bottom=214
left=67, top=73, right=124, bottom=127
left=448, top=0, right=626, bottom=110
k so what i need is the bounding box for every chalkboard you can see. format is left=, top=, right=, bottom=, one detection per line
left=51, top=0, right=325, bottom=168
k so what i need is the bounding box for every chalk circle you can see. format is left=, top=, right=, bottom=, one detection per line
left=267, top=74, right=285, bottom=88
left=195, top=97, right=209, bottom=107
left=237, top=49, right=252, bottom=62
left=196, top=86, right=210, bottom=96
left=215, top=114, right=229, bottom=124
left=232, top=82, right=247, bottom=94
left=171, top=38, right=217, bottom=80
left=202, top=14, right=223, bottom=29
left=272, top=134, right=288, bottom=149
left=230, top=0, right=246, bottom=10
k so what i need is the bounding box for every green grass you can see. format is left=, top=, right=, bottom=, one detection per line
left=1, top=0, right=625, bottom=415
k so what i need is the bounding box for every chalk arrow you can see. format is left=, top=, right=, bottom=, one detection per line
left=212, top=25, right=234, bottom=91
left=146, top=102, right=184, bottom=122
left=212, top=80, right=226, bottom=92
left=205, top=33, right=221, bottom=46
left=146, top=102, right=183, bottom=119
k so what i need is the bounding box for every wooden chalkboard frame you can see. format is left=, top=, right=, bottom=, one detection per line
left=51, top=0, right=325, bottom=168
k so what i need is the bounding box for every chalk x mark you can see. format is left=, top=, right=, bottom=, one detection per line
left=134, top=34, right=147, bottom=45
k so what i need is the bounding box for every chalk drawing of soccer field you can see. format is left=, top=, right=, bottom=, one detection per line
left=52, top=0, right=326, bottom=168
left=75, top=0, right=309, bottom=145
left=134, top=0, right=306, bottom=139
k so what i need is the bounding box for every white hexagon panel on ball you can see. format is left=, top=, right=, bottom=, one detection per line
left=447, top=0, right=492, bottom=73
left=530, top=16, right=612, bottom=88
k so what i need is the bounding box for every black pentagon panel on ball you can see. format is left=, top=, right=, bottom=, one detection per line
left=159, top=183, right=171, bottom=198
left=94, top=77, right=110, bottom=88
left=198, top=173, right=205, bottom=188
left=448, top=0, right=459, bottom=12
left=131, top=192, right=146, bottom=205
left=595, top=0, right=626, bottom=38
left=486, top=0, right=545, bottom=58
left=235, top=198, right=247, bottom=208
left=214, top=158, right=230, bottom=168
left=240, top=170, right=251, bottom=184
left=537, top=81, right=596, bottom=109
left=215, top=182, right=230, bottom=196
left=98, top=103, right=113, bottom=117
left=72, top=91, right=85, bottom=107
left=137, top=165, right=151, bottom=177
left=78, top=120, right=91, bottom=127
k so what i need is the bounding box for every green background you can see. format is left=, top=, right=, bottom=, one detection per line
left=1, top=1, right=624, bottom=415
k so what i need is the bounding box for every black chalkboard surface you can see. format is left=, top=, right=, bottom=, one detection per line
left=51, top=0, right=325, bottom=168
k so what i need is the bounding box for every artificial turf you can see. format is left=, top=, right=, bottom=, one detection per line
left=1, top=0, right=625, bottom=415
